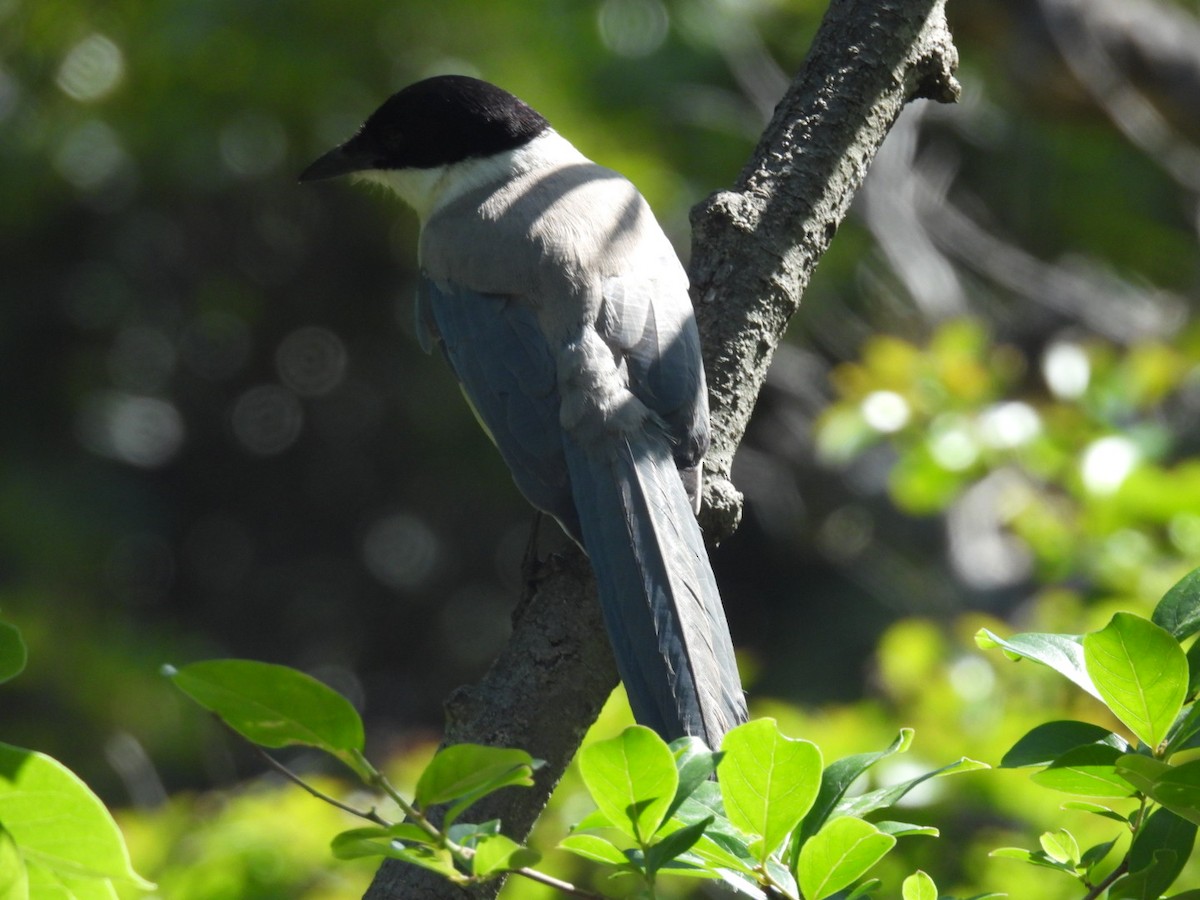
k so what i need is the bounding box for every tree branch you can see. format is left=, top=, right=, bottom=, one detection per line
left=364, top=1, right=958, bottom=897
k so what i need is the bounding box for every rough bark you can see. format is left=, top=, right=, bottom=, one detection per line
left=365, top=1, right=958, bottom=897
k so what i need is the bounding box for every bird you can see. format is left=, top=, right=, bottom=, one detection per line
left=300, top=74, right=746, bottom=746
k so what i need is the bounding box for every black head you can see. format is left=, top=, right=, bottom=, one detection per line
left=299, top=75, right=550, bottom=181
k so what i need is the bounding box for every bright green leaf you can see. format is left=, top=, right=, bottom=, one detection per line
left=578, top=725, right=677, bottom=843
left=902, top=870, right=937, bottom=900
left=976, top=628, right=1099, bottom=699
left=1061, top=800, right=1129, bottom=823
left=471, top=834, right=540, bottom=877
left=558, top=833, right=633, bottom=866
left=1084, top=613, right=1188, bottom=748
left=1038, top=829, right=1079, bottom=865
left=875, top=821, right=938, bottom=838
left=330, top=823, right=435, bottom=859
left=1000, top=721, right=1126, bottom=768
left=1030, top=744, right=1135, bottom=797
left=0, top=622, right=26, bottom=685
left=0, top=742, right=153, bottom=890
left=719, top=718, right=822, bottom=862
left=0, top=826, right=27, bottom=900
left=166, top=659, right=366, bottom=775
left=414, top=744, right=536, bottom=825
left=24, top=859, right=119, bottom=898
left=990, top=846, right=1075, bottom=873
left=1152, top=567, right=1200, bottom=641
left=797, top=817, right=896, bottom=900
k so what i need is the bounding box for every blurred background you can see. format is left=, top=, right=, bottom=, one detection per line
left=3, top=0, right=1200, bottom=895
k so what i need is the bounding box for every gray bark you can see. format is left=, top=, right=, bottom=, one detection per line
left=364, top=1, right=958, bottom=897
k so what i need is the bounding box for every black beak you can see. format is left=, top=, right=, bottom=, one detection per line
left=298, top=139, right=377, bottom=183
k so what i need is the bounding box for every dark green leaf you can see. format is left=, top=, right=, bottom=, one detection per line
left=1187, top=641, right=1200, bottom=697
left=1127, top=807, right=1196, bottom=896
left=0, top=742, right=153, bottom=890
left=1152, top=567, right=1200, bottom=641
left=719, top=718, right=822, bottom=862
left=666, top=736, right=722, bottom=821
left=471, top=834, right=540, bottom=877
left=1165, top=702, right=1200, bottom=756
left=645, top=816, right=711, bottom=875
left=579, top=725, right=677, bottom=843
left=1084, top=613, right=1188, bottom=748
left=1080, top=837, right=1118, bottom=873
left=414, top=744, right=536, bottom=824
left=1110, top=850, right=1179, bottom=900
left=797, top=817, right=896, bottom=900
left=838, top=757, right=988, bottom=818
left=796, top=728, right=913, bottom=856
left=975, top=628, right=1099, bottom=699
left=1118, top=757, right=1200, bottom=826
left=166, top=659, right=366, bottom=775
left=0, top=622, right=26, bottom=685
left=446, top=819, right=500, bottom=847
left=1030, top=743, right=1135, bottom=797
left=1000, top=721, right=1126, bottom=768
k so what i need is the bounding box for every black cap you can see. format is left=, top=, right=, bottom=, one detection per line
left=299, top=75, right=550, bottom=182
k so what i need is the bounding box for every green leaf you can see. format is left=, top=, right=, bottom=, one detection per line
left=557, top=834, right=632, bottom=866
left=797, top=817, right=896, bottom=900
left=1030, top=744, right=1135, bottom=797
left=414, top=744, right=537, bottom=825
left=0, top=742, right=153, bottom=890
left=719, top=718, right=822, bottom=862
left=0, top=826, right=28, bottom=900
left=1038, top=829, right=1079, bottom=865
left=578, top=725, right=677, bottom=843
left=166, top=659, right=366, bottom=775
left=0, top=622, right=26, bottom=685
left=1084, top=613, right=1189, bottom=748
left=902, top=870, right=937, bottom=900
left=1118, top=757, right=1200, bottom=825
left=645, top=817, right=712, bottom=876
left=989, top=846, right=1075, bottom=873
left=471, top=834, right=540, bottom=877
left=1126, top=807, right=1196, bottom=897
left=1060, top=800, right=1129, bottom=823
left=1153, top=567, right=1200, bottom=641
left=1187, top=642, right=1200, bottom=697
left=1165, top=702, right=1200, bottom=756
left=1080, top=837, right=1118, bottom=873
left=875, top=821, right=939, bottom=838
left=1110, top=850, right=1179, bottom=900
left=330, top=823, right=435, bottom=859
left=838, top=757, right=988, bottom=818
left=796, top=728, right=913, bottom=853
left=975, top=628, right=1099, bottom=699
left=1000, top=721, right=1126, bottom=768
left=665, top=737, right=722, bottom=821
left=846, top=877, right=883, bottom=899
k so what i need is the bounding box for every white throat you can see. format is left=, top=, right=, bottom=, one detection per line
left=356, top=129, right=586, bottom=223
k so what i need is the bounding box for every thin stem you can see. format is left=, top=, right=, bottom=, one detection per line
left=252, top=745, right=392, bottom=826
left=512, top=867, right=603, bottom=898
left=1081, top=859, right=1127, bottom=900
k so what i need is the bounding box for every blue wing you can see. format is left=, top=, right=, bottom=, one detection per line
left=416, top=276, right=581, bottom=540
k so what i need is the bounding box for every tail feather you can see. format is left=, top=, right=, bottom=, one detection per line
left=563, top=427, right=746, bottom=746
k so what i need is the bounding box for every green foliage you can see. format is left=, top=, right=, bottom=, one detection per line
left=169, top=663, right=983, bottom=898
left=980, top=566, right=1200, bottom=897
left=0, top=619, right=151, bottom=898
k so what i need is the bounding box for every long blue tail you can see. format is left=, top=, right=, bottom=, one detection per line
left=562, top=426, right=746, bottom=746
